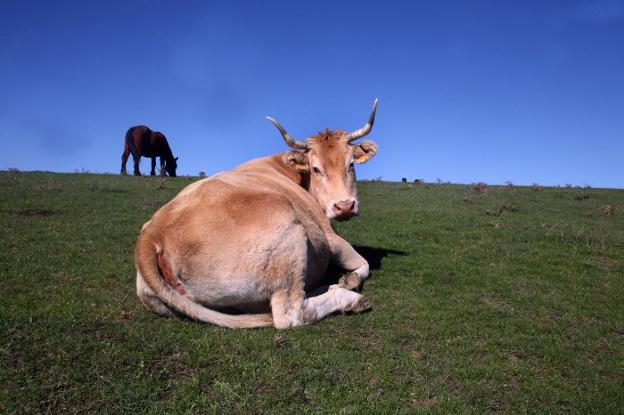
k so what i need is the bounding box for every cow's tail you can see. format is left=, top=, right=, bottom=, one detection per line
left=135, top=234, right=274, bottom=329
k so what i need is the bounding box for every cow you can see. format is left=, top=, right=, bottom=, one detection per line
left=121, top=125, right=178, bottom=177
left=135, top=100, right=379, bottom=329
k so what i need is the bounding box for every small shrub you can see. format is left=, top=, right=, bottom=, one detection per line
left=498, top=201, right=512, bottom=213
left=199, top=171, right=206, bottom=178
left=532, top=182, right=543, bottom=192
left=601, top=204, right=616, bottom=216
left=505, top=181, right=515, bottom=196
left=473, top=182, right=488, bottom=193
left=486, top=201, right=514, bottom=216
left=414, top=179, right=424, bottom=185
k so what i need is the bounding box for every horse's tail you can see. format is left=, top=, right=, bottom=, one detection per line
left=125, top=127, right=140, bottom=156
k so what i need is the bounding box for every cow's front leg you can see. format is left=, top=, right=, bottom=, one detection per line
left=150, top=157, right=156, bottom=176
left=327, top=234, right=369, bottom=291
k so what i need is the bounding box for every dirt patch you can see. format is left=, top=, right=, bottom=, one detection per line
left=52, top=271, right=79, bottom=281
left=543, top=309, right=565, bottom=324
left=478, top=293, right=514, bottom=313
left=151, top=351, right=198, bottom=381
left=411, top=397, right=439, bottom=409
left=597, top=256, right=621, bottom=270
left=358, top=328, right=384, bottom=351
left=253, top=380, right=273, bottom=395
left=504, top=374, right=522, bottom=390
left=18, top=209, right=55, bottom=217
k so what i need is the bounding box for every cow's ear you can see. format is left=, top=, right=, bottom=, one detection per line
left=352, top=140, right=378, bottom=164
left=284, top=151, right=309, bottom=172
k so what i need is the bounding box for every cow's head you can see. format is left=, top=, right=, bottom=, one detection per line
left=267, top=99, right=378, bottom=221
left=165, top=157, right=178, bottom=177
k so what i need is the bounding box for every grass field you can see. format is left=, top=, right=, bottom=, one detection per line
left=1, top=171, right=622, bottom=413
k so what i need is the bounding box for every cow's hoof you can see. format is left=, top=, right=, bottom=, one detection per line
left=348, top=296, right=372, bottom=313
left=339, top=272, right=361, bottom=291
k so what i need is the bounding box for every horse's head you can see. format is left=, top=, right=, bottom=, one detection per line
left=165, top=157, right=178, bottom=177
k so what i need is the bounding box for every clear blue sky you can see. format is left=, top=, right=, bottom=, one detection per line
left=1, top=1, right=623, bottom=187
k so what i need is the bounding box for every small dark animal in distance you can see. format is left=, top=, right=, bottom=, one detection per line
left=121, top=125, right=178, bottom=177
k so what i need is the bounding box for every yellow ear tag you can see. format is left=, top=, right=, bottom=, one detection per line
left=355, top=154, right=369, bottom=163
left=294, top=162, right=309, bottom=172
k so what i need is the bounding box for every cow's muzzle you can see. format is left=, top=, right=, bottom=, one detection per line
left=330, top=198, right=358, bottom=221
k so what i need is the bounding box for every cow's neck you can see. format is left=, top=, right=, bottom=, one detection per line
left=265, top=154, right=310, bottom=190
left=235, top=154, right=311, bottom=190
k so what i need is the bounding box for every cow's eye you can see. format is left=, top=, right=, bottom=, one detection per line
left=349, top=162, right=354, bottom=170
left=313, top=166, right=322, bottom=175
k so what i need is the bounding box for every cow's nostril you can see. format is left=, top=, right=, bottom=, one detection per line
left=334, top=200, right=355, bottom=213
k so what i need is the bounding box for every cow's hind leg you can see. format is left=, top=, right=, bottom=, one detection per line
left=263, top=214, right=370, bottom=329
left=136, top=271, right=174, bottom=316
left=270, top=285, right=371, bottom=329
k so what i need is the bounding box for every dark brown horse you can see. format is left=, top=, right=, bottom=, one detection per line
left=121, top=126, right=178, bottom=176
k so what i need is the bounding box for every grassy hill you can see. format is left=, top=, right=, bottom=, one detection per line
left=1, top=171, right=622, bottom=413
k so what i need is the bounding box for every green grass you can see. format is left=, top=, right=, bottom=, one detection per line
left=1, top=172, right=622, bottom=414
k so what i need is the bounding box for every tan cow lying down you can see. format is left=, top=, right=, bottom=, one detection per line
left=135, top=100, right=379, bottom=328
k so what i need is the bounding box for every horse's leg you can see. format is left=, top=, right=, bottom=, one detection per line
left=160, top=158, right=166, bottom=176
left=132, top=153, right=141, bottom=176
left=121, top=147, right=130, bottom=175
left=150, top=157, right=156, bottom=176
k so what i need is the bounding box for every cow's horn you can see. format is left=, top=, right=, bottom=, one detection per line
left=346, top=98, right=378, bottom=142
left=266, top=116, right=309, bottom=150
